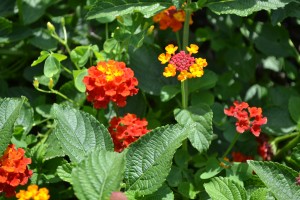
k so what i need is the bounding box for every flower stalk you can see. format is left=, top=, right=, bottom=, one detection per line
left=222, top=133, right=240, bottom=159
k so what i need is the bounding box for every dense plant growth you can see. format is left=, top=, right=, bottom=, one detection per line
left=0, top=0, right=300, bottom=199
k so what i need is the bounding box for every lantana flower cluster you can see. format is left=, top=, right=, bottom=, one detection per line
left=108, top=113, right=150, bottom=152
left=158, top=44, right=208, bottom=81
left=0, top=144, right=32, bottom=197
left=231, top=152, right=253, bottom=162
left=16, top=184, right=50, bottom=200
left=224, top=101, right=267, bottom=137
left=83, top=60, right=139, bottom=109
left=256, top=134, right=273, bottom=161
left=153, top=6, right=193, bottom=32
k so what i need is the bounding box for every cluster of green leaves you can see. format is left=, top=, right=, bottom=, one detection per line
left=1, top=0, right=300, bottom=199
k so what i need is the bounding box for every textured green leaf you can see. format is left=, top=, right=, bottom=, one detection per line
left=72, top=150, right=125, bottom=200
left=53, top=104, right=114, bottom=162
left=140, top=184, right=174, bottom=200
left=204, top=177, right=247, bottom=200
left=44, top=54, right=60, bottom=78
left=124, top=124, right=190, bottom=196
left=57, top=162, right=77, bottom=183
left=174, top=105, right=213, bottom=153
left=44, top=131, right=65, bottom=160
left=288, top=96, right=300, bottom=124
left=206, top=0, right=294, bottom=17
left=0, top=97, right=25, bottom=154
left=248, top=161, right=300, bottom=200
left=250, top=188, right=269, bottom=200
left=86, top=0, right=173, bottom=21
left=291, top=143, right=300, bottom=164
left=14, top=101, right=33, bottom=135
left=73, top=69, right=88, bottom=93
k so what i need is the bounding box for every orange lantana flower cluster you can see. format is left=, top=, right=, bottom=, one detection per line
left=83, top=60, right=139, bottom=109
left=108, top=113, right=150, bottom=152
left=0, top=144, right=32, bottom=197
left=16, top=184, right=50, bottom=200
left=224, top=101, right=267, bottom=137
left=158, top=44, right=208, bottom=81
left=153, top=6, right=192, bottom=32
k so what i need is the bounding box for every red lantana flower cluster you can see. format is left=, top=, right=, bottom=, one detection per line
left=108, top=113, right=150, bottom=152
left=83, top=60, right=139, bottom=109
left=224, top=101, right=267, bottom=137
left=0, top=144, right=32, bottom=197
left=231, top=152, right=253, bottom=162
left=256, top=134, right=273, bottom=161
left=153, top=6, right=192, bottom=32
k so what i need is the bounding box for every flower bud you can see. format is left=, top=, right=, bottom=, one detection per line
left=47, top=22, right=55, bottom=32
left=147, top=25, right=154, bottom=35
left=33, top=78, right=39, bottom=89
left=48, top=78, right=54, bottom=89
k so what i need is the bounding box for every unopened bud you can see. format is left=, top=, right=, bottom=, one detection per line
left=47, top=22, right=55, bottom=32
left=61, top=17, right=65, bottom=26
left=48, top=78, right=54, bottom=89
left=33, top=78, right=39, bottom=89
left=147, top=25, right=154, bottom=35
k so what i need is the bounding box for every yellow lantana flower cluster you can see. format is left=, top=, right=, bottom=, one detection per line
left=158, top=44, right=208, bottom=81
left=16, top=185, right=50, bottom=200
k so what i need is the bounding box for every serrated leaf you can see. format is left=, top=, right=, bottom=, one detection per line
left=206, top=0, right=294, bottom=17
left=44, top=54, right=60, bottom=78
left=174, top=105, right=213, bottom=153
left=204, top=177, right=247, bottom=200
left=53, top=104, right=114, bottom=162
left=15, top=101, right=34, bottom=135
left=124, top=124, right=190, bottom=196
left=0, top=97, right=25, bottom=154
left=44, top=131, right=65, bottom=160
left=250, top=188, right=269, bottom=200
left=248, top=161, right=300, bottom=200
left=72, top=149, right=125, bottom=200
left=140, top=184, right=174, bottom=200
left=86, top=0, right=173, bottom=21
left=31, top=51, right=50, bottom=66
left=73, top=69, right=88, bottom=93
left=57, top=162, right=77, bottom=183
left=288, top=96, right=300, bottom=124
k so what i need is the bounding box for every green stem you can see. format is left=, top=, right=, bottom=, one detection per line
left=222, top=133, right=240, bottom=159
left=35, top=87, right=77, bottom=106
left=275, top=133, right=300, bottom=159
left=272, top=132, right=299, bottom=145
left=105, top=23, right=109, bottom=40
left=181, top=80, right=188, bottom=109
left=175, top=31, right=182, bottom=51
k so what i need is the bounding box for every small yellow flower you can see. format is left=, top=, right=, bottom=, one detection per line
left=163, top=64, right=176, bottom=77
left=16, top=184, right=50, bottom=200
left=186, top=44, right=199, bottom=54
left=158, top=53, right=171, bottom=64
left=190, top=64, right=204, bottom=78
left=195, top=58, right=207, bottom=67
left=177, top=70, right=193, bottom=81
left=165, top=44, right=178, bottom=55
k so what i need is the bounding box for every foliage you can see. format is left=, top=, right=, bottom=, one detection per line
left=0, top=0, right=300, bottom=199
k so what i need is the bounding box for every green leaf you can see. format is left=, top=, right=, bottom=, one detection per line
left=52, top=104, right=114, bottom=162
left=124, top=124, right=190, bottom=196
left=72, top=149, right=125, bottom=200
left=250, top=188, right=269, bottom=200
left=73, top=69, right=88, bottom=93
left=178, top=182, right=199, bottom=199
left=200, top=156, right=223, bottom=179
left=28, top=28, right=58, bottom=50
left=206, top=0, right=294, bottom=17
left=17, top=0, right=51, bottom=25
left=44, top=131, right=65, bottom=160
left=58, top=81, right=86, bottom=105
left=291, top=143, right=300, bottom=164
left=57, top=162, right=77, bottom=183
left=204, top=177, right=247, bottom=200
left=44, top=54, right=60, bottom=78
left=103, top=38, right=119, bottom=54
left=288, top=96, right=300, bottom=124
left=15, top=101, right=34, bottom=135
left=0, top=97, right=25, bottom=154
left=0, top=17, right=12, bottom=36
left=140, top=184, right=174, bottom=200
left=188, top=70, right=218, bottom=92
left=174, top=105, right=213, bottom=153
left=160, top=85, right=180, bottom=102
left=248, top=161, right=300, bottom=200
left=86, top=0, right=173, bottom=21
left=70, top=46, right=92, bottom=68
left=31, top=51, right=50, bottom=66
left=271, top=2, right=300, bottom=25
left=52, top=53, right=67, bottom=62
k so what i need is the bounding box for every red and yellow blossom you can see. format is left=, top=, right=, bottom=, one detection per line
left=153, top=6, right=193, bottom=32
left=158, top=44, right=207, bottom=81
left=224, top=101, right=267, bottom=137
left=83, top=60, right=139, bottom=109
left=108, top=113, right=150, bottom=152
left=0, top=144, right=32, bottom=197
left=16, top=184, right=50, bottom=200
